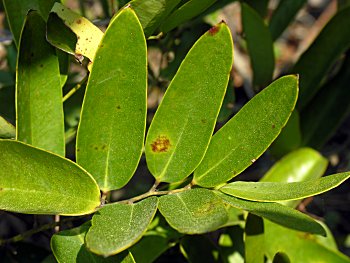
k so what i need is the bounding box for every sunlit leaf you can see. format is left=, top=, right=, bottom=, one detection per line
left=194, top=75, right=298, bottom=187
left=220, top=172, right=350, bottom=202
left=145, top=23, right=233, bottom=183
left=51, top=222, right=135, bottom=263
left=86, top=197, right=158, bottom=257
left=0, top=116, right=15, bottom=139
left=76, top=8, right=147, bottom=191
left=216, top=192, right=326, bottom=236
left=47, top=2, right=103, bottom=62
left=158, top=189, right=229, bottom=234
left=0, top=140, right=100, bottom=215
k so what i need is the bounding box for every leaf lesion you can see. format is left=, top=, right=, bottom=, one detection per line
left=150, top=135, right=171, bottom=153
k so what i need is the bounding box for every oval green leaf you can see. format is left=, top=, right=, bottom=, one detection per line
left=86, top=197, right=158, bottom=257
left=241, top=3, right=274, bottom=88
left=3, top=0, right=58, bottom=46
left=17, top=11, right=65, bottom=156
left=145, top=23, right=233, bottom=183
left=265, top=220, right=350, bottom=263
left=158, top=188, right=229, bottom=234
left=216, top=192, right=326, bottom=236
left=51, top=222, right=135, bottom=263
left=76, top=8, right=147, bottom=191
left=129, top=0, right=181, bottom=37
left=292, top=6, right=350, bottom=109
left=160, top=0, right=218, bottom=33
left=220, top=172, right=350, bottom=202
left=194, top=75, right=298, bottom=187
left=47, top=2, right=103, bottom=62
left=0, top=140, right=100, bottom=215
left=0, top=116, right=15, bottom=139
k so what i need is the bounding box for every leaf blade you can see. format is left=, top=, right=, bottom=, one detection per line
left=76, top=8, right=147, bottom=191
left=220, top=172, right=350, bottom=202
left=158, top=188, right=229, bottom=234
left=145, top=23, right=233, bottom=183
left=194, top=75, right=298, bottom=187
left=0, top=140, right=100, bottom=215
left=86, top=197, right=158, bottom=257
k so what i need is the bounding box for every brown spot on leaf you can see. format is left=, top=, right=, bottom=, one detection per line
left=76, top=19, right=82, bottom=24
left=201, top=119, right=207, bottom=124
left=151, top=135, right=171, bottom=153
left=102, top=145, right=107, bottom=150
left=0, top=188, right=2, bottom=191
left=208, top=25, right=220, bottom=36
left=117, top=105, right=121, bottom=110
left=272, top=124, right=275, bottom=129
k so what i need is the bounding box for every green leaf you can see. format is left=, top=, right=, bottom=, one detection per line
left=269, top=110, right=301, bottom=158
left=244, top=214, right=264, bottom=263
left=145, top=23, right=233, bottom=183
left=180, top=235, right=221, bottom=263
left=301, top=53, right=350, bottom=149
left=76, top=8, right=147, bottom=191
left=0, top=140, right=100, bottom=215
left=158, top=188, right=229, bottom=234
left=261, top=147, right=328, bottom=207
left=264, top=220, right=350, bottom=263
left=16, top=11, right=65, bottom=156
left=129, top=0, right=182, bottom=37
left=0, top=116, right=15, bottom=139
left=241, top=3, right=274, bottom=88
left=194, top=75, right=298, bottom=187
left=3, top=0, right=58, bottom=46
left=292, top=6, right=350, bottom=109
left=261, top=148, right=328, bottom=183
left=220, top=172, right=350, bottom=202
left=160, top=0, right=218, bottom=33
left=269, top=0, right=307, bottom=41
left=216, top=192, right=326, bottom=236
left=51, top=223, right=135, bottom=263
left=47, top=2, right=103, bottom=62
left=86, top=197, right=158, bottom=257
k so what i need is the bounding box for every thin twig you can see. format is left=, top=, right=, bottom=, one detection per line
left=62, top=75, right=88, bottom=103
left=0, top=217, right=82, bottom=246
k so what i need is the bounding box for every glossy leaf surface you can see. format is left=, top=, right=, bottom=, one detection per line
left=301, top=53, right=350, bottom=149
left=76, top=8, right=147, bottom=191
left=269, top=0, right=307, bottom=40
left=0, top=116, right=15, bottom=139
left=145, top=23, right=233, bottom=183
left=16, top=11, right=65, bottom=156
left=160, top=0, right=218, bottom=33
left=0, top=140, right=100, bottom=215
left=292, top=6, right=350, bottom=109
left=220, top=172, right=350, bottom=202
left=217, top=192, right=326, bottom=235
left=86, top=197, right=158, bottom=257
left=265, top=220, right=350, bottom=263
left=3, top=0, right=57, bottom=46
left=194, top=75, right=298, bottom=187
left=47, top=3, right=103, bottom=62
left=51, top=223, right=135, bottom=263
left=158, top=189, right=228, bottom=234
left=241, top=3, right=274, bottom=87
left=129, top=0, right=181, bottom=36
left=245, top=214, right=264, bottom=263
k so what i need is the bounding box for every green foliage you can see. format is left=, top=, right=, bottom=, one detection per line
left=1, top=0, right=350, bottom=262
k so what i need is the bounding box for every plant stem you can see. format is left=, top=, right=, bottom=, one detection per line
left=62, top=75, right=88, bottom=103
left=0, top=217, right=82, bottom=245
left=118, top=184, right=192, bottom=204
